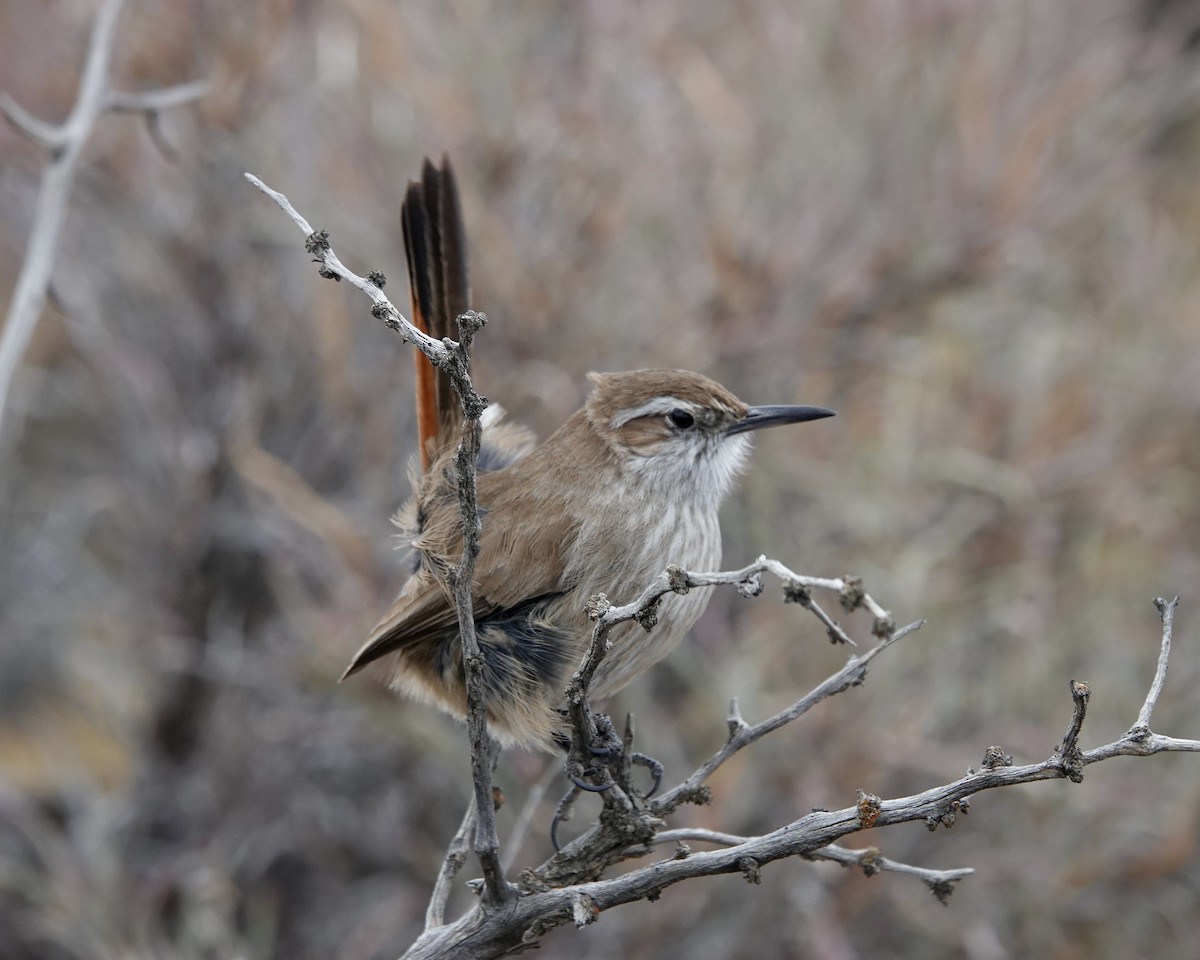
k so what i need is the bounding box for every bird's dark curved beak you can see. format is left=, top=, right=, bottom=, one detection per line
left=726, top=404, right=836, bottom=436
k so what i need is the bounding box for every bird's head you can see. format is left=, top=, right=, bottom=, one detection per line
left=585, top=369, right=834, bottom=503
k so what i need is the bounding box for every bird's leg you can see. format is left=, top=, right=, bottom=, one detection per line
left=564, top=713, right=620, bottom=790
left=585, top=712, right=665, bottom=799
left=550, top=782, right=581, bottom=853
left=553, top=712, right=619, bottom=850
left=552, top=713, right=666, bottom=851
left=567, top=768, right=614, bottom=793
left=631, top=752, right=664, bottom=798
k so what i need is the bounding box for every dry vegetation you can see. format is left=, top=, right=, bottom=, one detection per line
left=3, top=1, right=1200, bottom=958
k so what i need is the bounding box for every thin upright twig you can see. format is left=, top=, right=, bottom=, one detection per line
left=1132, top=596, right=1178, bottom=734
left=1055, top=679, right=1091, bottom=782
left=425, top=798, right=479, bottom=930
left=446, top=310, right=513, bottom=907
left=246, top=176, right=512, bottom=907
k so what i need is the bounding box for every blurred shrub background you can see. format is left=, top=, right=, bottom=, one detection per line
left=3, top=1, right=1200, bottom=957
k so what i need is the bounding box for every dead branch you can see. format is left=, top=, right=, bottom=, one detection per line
left=403, top=590, right=1196, bottom=959
left=249, top=180, right=1199, bottom=960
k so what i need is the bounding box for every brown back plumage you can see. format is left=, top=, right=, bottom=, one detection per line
left=402, top=155, right=470, bottom=471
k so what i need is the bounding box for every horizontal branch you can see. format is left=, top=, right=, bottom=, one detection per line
left=648, top=828, right=974, bottom=901
left=106, top=79, right=211, bottom=113
left=590, top=557, right=897, bottom=647
left=513, top=711, right=1200, bottom=950
left=403, top=592, right=1197, bottom=958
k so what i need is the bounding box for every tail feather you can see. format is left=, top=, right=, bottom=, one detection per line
left=403, top=155, right=470, bottom=470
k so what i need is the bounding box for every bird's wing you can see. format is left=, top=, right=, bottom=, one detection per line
left=340, top=469, right=580, bottom=680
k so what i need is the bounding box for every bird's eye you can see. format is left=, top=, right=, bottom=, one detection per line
left=667, top=408, right=695, bottom=430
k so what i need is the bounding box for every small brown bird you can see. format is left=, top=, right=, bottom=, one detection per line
left=342, top=157, right=834, bottom=751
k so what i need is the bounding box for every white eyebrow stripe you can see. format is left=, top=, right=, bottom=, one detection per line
left=610, top=396, right=692, bottom=429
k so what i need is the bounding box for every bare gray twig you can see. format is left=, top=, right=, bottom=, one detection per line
left=446, top=311, right=513, bottom=908
left=407, top=654, right=1200, bottom=960
left=244, top=174, right=451, bottom=369
left=404, top=592, right=1196, bottom=958
left=803, top=843, right=974, bottom=900
left=1055, top=679, right=1091, bottom=782
left=1132, top=596, right=1178, bottom=734
left=425, top=797, right=479, bottom=930
left=647, top=828, right=974, bottom=900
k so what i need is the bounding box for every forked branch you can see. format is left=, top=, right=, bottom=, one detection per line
left=249, top=179, right=1199, bottom=960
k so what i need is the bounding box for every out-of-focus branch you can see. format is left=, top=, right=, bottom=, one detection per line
left=502, top=763, right=558, bottom=874
left=229, top=428, right=374, bottom=577
left=247, top=176, right=513, bottom=908
left=0, top=96, right=68, bottom=150
left=106, top=79, right=212, bottom=114
left=0, top=0, right=207, bottom=437
left=425, top=798, right=479, bottom=930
